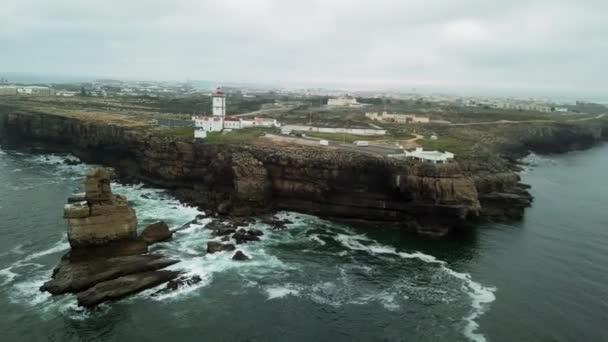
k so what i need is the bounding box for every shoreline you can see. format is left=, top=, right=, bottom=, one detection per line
left=0, top=110, right=606, bottom=237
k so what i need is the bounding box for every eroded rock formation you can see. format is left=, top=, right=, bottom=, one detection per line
left=40, top=168, right=179, bottom=307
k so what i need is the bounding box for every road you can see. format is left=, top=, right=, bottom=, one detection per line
left=447, top=113, right=605, bottom=126
left=263, top=134, right=402, bottom=156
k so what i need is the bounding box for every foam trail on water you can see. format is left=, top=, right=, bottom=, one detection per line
left=334, top=231, right=496, bottom=342
left=265, top=285, right=301, bottom=300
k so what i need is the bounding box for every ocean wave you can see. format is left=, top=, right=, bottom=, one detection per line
left=333, top=230, right=496, bottom=342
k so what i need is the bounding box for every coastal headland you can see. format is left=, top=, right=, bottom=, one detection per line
left=0, top=102, right=606, bottom=237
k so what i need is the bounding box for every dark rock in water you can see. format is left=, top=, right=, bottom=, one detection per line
left=207, top=241, right=236, bottom=254
left=232, top=230, right=261, bottom=244
left=221, top=236, right=230, bottom=242
left=140, top=194, right=151, bottom=199
left=63, top=158, right=80, bottom=166
left=216, top=227, right=236, bottom=236
left=196, top=214, right=206, bottom=219
left=248, top=229, right=264, bottom=237
left=166, top=275, right=202, bottom=291
left=232, top=250, right=250, bottom=261
left=40, top=254, right=179, bottom=295
left=261, top=217, right=291, bottom=230
left=77, top=270, right=180, bottom=308
left=140, top=221, right=172, bottom=245
left=206, top=220, right=238, bottom=236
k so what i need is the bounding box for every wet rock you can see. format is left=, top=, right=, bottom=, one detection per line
left=140, top=221, right=172, bottom=245
left=232, top=230, right=261, bottom=244
left=206, top=241, right=236, bottom=254
left=248, top=228, right=264, bottom=237
left=261, top=217, right=292, bottom=230
left=77, top=270, right=180, bottom=308
left=140, top=194, right=151, bottom=199
left=166, top=275, right=202, bottom=291
left=40, top=254, right=179, bottom=295
left=63, top=158, right=80, bottom=166
left=221, top=236, right=230, bottom=242
left=232, top=250, right=250, bottom=261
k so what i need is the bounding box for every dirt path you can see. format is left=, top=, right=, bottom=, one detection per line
left=447, top=113, right=605, bottom=126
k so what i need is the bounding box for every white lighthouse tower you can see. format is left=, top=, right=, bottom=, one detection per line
left=212, top=87, right=226, bottom=117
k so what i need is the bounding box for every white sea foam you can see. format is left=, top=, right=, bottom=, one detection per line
left=333, top=230, right=496, bottom=342
left=265, top=285, right=301, bottom=299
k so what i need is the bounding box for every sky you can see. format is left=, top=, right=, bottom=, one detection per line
left=1, top=0, right=606, bottom=96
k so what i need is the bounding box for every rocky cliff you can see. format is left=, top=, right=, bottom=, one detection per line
left=2, top=111, right=604, bottom=236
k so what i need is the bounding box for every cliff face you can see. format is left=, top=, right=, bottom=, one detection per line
left=5, top=111, right=604, bottom=236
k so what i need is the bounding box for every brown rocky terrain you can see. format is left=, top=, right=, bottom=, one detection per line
left=1, top=110, right=606, bottom=236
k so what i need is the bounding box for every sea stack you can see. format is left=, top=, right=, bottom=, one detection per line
left=64, top=168, right=139, bottom=249
left=40, top=168, right=180, bottom=307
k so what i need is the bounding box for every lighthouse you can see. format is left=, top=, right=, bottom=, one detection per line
left=212, top=87, right=226, bottom=117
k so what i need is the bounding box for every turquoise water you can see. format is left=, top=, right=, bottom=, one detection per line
left=0, top=144, right=606, bottom=341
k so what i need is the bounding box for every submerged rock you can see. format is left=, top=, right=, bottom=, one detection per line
left=77, top=270, right=180, bottom=308
left=207, top=241, right=236, bottom=254
left=140, top=221, right=172, bottom=245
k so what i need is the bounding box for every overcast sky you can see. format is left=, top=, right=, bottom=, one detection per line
left=1, top=0, right=606, bottom=96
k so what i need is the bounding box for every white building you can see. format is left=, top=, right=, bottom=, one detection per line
left=402, top=147, right=454, bottom=164
left=192, top=87, right=282, bottom=139
left=328, top=96, right=359, bottom=107
left=366, top=112, right=430, bottom=124
left=223, top=117, right=242, bottom=129
left=240, top=117, right=280, bottom=128
left=55, top=90, right=77, bottom=97
left=192, top=116, right=223, bottom=132
left=193, top=87, right=226, bottom=138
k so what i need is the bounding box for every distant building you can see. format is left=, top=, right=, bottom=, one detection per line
left=19, top=86, right=53, bottom=96
left=192, top=87, right=281, bottom=139
left=327, top=96, right=359, bottom=107
left=240, top=117, right=280, bottom=128
left=366, top=112, right=430, bottom=124
left=55, top=90, right=77, bottom=97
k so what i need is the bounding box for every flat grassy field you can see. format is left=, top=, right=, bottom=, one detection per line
left=304, top=131, right=386, bottom=143
left=419, top=137, right=474, bottom=155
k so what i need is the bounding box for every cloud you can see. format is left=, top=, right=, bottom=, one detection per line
left=0, top=0, right=606, bottom=96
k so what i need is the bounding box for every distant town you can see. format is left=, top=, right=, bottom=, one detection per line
left=1, top=76, right=606, bottom=164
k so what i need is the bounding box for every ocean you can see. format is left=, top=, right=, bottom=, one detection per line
left=0, top=144, right=606, bottom=342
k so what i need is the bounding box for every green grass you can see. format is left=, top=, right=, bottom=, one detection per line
left=419, top=137, right=473, bottom=155
left=304, top=131, right=385, bottom=143
left=204, top=127, right=277, bottom=144
left=155, top=127, right=195, bottom=139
